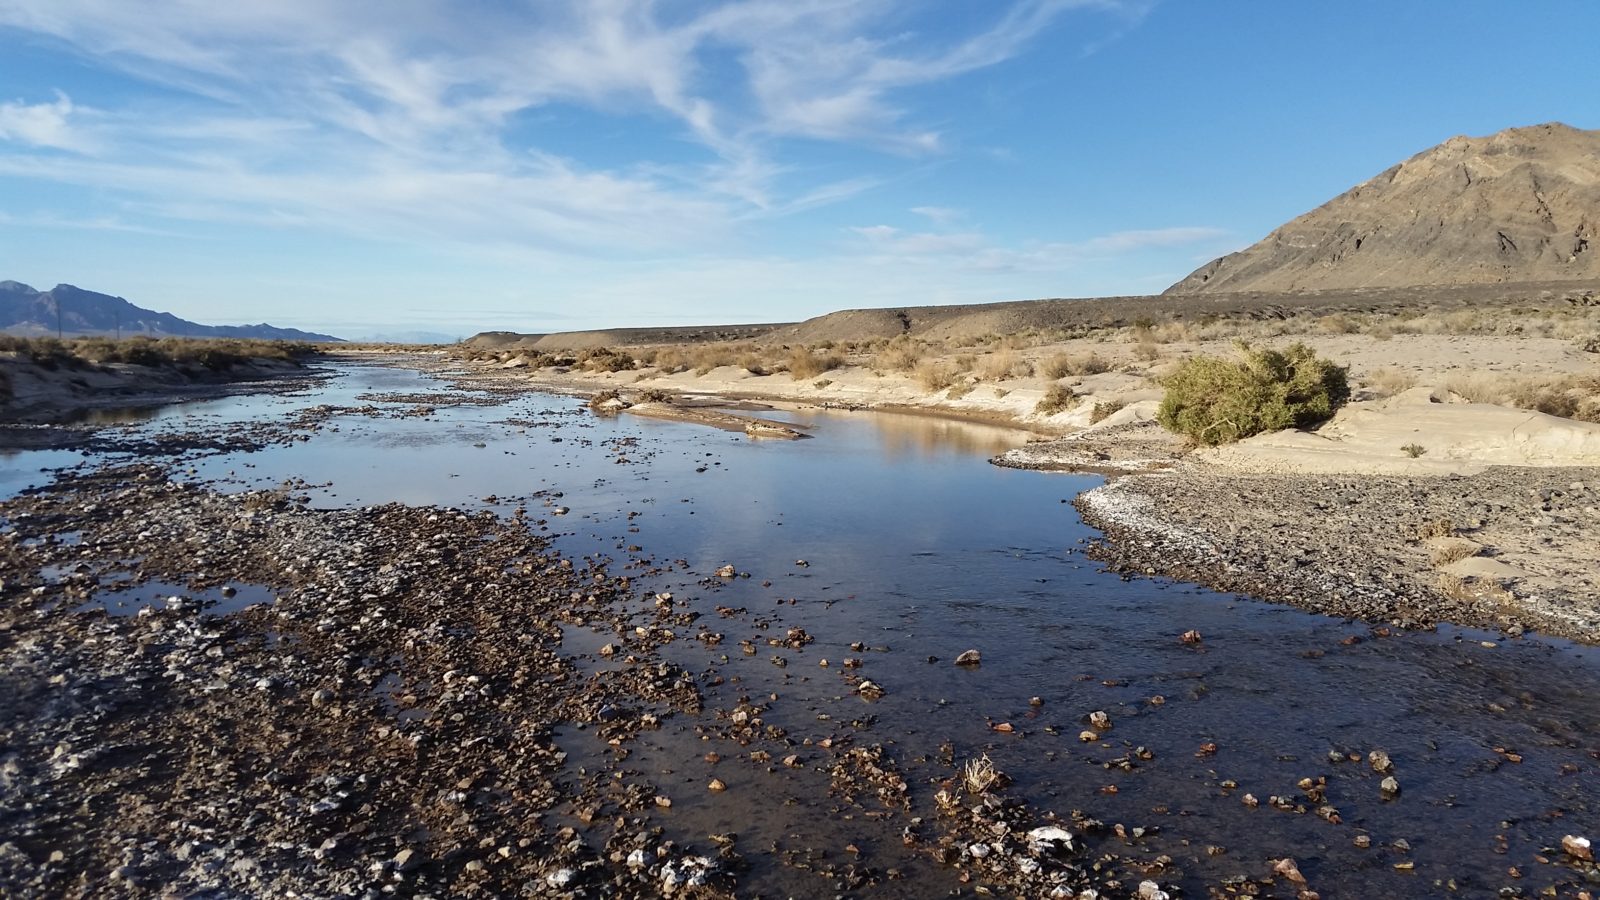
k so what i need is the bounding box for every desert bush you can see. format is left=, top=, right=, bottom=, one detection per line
left=577, top=347, right=635, bottom=373
left=787, top=347, right=842, bottom=381
left=1157, top=343, right=1349, bottom=446
left=1443, top=373, right=1600, bottom=422
left=1401, top=442, right=1427, bottom=458
left=915, top=360, right=958, bottom=392
left=1042, top=352, right=1110, bottom=378
left=1366, top=367, right=1417, bottom=397
left=1089, top=400, right=1126, bottom=424
left=738, top=352, right=770, bottom=376
left=946, top=382, right=975, bottom=400
left=1034, top=384, right=1078, bottom=416
left=636, top=388, right=674, bottom=403
left=653, top=346, right=690, bottom=374
left=978, top=349, right=1032, bottom=381
left=872, top=336, right=926, bottom=373
left=689, top=344, right=739, bottom=375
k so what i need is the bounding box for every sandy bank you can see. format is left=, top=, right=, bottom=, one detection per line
left=0, top=351, right=314, bottom=427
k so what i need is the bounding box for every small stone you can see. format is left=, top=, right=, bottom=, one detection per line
left=1088, top=710, right=1111, bottom=730
left=1369, top=749, right=1394, bottom=774
left=1563, top=834, right=1593, bottom=861
left=1274, top=857, right=1307, bottom=885
left=954, top=649, right=981, bottom=666
left=708, top=778, right=727, bottom=792
left=1380, top=775, right=1401, bottom=798
left=715, top=564, right=736, bottom=578
left=1179, top=629, right=1203, bottom=645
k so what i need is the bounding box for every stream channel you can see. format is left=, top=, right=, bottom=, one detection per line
left=3, top=357, right=1598, bottom=898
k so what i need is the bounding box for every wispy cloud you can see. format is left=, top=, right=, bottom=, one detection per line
left=0, top=0, right=1144, bottom=251
left=851, top=221, right=1228, bottom=272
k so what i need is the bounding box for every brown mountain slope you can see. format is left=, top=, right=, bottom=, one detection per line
left=1168, top=122, right=1600, bottom=294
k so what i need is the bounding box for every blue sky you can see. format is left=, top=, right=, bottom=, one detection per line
left=1, top=1, right=1595, bottom=339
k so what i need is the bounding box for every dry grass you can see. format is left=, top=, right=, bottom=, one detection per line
left=1429, top=541, right=1481, bottom=567
left=915, top=360, right=959, bottom=392
left=0, top=335, right=318, bottom=371
left=1034, top=384, right=1078, bottom=416
left=978, top=348, right=1033, bottom=381
left=787, top=347, right=842, bottom=381
left=1089, top=400, right=1126, bottom=424
left=872, top=337, right=927, bottom=373
left=689, top=343, right=741, bottom=375
left=1365, top=367, right=1418, bottom=398
left=963, top=754, right=1003, bottom=794
left=1042, top=351, right=1110, bottom=379
left=1441, top=373, right=1600, bottom=422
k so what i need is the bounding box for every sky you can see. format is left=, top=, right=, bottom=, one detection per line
left=0, top=1, right=1596, bottom=340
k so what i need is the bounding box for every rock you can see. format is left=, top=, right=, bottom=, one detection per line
left=1563, top=834, right=1593, bottom=860
left=708, top=778, right=727, bottom=792
left=1380, top=775, right=1401, bottom=798
left=393, top=848, right=425, bottom=872
left=546, top=868, right=575, bottom=888
left=1138, top=881, right=1171, bottom=900
left=954, top=649, right=981, bottom=666
left=1274, top=857, right=1307, bottom=885
left=1026, top=826, right=1075, bottom=856
left=1088, top=710, right=1111, bottom=730
left=311, top=689, right=333, bottom=707
left=715, top=564, right=736, bottom=578
left=1180, top=629, right=1203, bottom=644
left=856, top=680, right=885, bottom=699
left=1368, top=749, right=1394, bottom=774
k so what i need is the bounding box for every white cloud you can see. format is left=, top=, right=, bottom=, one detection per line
left=911, top=205, right=961, bottom=224
left=850, top=222, right=1228, bottom=273
left=0, top=91, right=89, bottom=151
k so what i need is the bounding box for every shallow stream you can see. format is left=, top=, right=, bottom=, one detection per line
left=5, top=358, right=1598, bottom=898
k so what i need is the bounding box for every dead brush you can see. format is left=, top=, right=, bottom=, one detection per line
left=1428, top=541, right=1481, bottom=567
left=963, top=753, right=1006, bottom=795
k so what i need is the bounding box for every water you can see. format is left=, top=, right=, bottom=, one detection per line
left=9, top=359, right=1600, bottom=897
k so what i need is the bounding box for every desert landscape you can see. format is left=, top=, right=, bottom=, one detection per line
left=4, top=5, right=1600, bottom=897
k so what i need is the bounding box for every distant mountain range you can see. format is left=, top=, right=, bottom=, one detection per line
left=1169, top=122, right=1600, bottom=294
left=1, top=281, right=342, bottom=342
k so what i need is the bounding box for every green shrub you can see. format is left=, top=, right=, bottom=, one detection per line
left=1156, top=343, right=1349, bottom=445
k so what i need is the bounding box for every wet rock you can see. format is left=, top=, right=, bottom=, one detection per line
left=1369, top=749, right=1395, bottom=774
left=955, top=649, right=982, bottom=666
left=1380, top=775, right=1401, bottom=799
left=1563, top=834, right=1593, bottom=861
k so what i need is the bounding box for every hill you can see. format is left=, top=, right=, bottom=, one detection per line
left=1169, top=122, right=1600, bottom=294
left=1, top=281, right=342, bottom=342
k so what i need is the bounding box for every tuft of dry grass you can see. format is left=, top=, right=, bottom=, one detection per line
left=915, top=360, right=958, bottom=392
left=872, top=337, right=927, bottom=373
left=787, top=347, right=843, bottom=381
left=978, top=349, right=1032, bottom=381
left=1429, top=541, right=1481, bottom=567
left=1366, top=367, right=1417, bottom=398
left=963, top=754, right=1003, bottom=794
left=1034, top=384, right=1078, bottom=416
left=1442, top=373, right=1600, bottom=422
left=1042, top=352, right=1110, bottom=379
left=1089, top=400, right=1126, bottom=424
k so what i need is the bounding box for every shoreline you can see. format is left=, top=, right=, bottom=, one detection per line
left=451, top=356, right=1600, bottom=645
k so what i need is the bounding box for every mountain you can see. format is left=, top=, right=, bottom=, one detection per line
left=0, top=281, right=341, bottom=341
left=1168, top=122, right=1600, bottom=294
